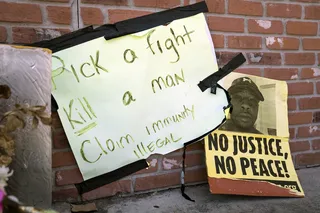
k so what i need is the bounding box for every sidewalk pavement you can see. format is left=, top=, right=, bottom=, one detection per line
left=53, top=167, right=320, bottom=213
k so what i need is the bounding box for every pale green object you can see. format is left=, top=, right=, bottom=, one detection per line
left=0, top=166, right=13, bottom=192
left=51, top=13, right=229, bottom=181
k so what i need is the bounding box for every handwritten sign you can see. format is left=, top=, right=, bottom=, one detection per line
left=205, top=130, right=304, bottom=197
left=51, top=13, right=229, bottom=180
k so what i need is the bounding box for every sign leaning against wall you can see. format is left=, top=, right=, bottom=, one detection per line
left=204, top=73, right=304, bottom=197
left=51, top=13, right=230, bottom=181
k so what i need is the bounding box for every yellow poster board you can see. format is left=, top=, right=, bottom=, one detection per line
left=51, top=13, right=229, bottom=181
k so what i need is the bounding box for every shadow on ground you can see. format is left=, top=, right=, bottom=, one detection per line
left=53, top=167, right=320, bottom=213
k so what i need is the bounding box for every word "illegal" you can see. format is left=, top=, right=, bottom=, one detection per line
left=133, top=133, right=182, bottom=159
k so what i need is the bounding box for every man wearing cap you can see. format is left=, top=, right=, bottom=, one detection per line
left=219, top=77, right=264, bottom=134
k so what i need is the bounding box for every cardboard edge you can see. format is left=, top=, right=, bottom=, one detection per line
left=207, top=177, right=305, bottom=198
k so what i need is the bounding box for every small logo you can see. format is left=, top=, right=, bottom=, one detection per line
left=242, top=77, right=252, bottom=83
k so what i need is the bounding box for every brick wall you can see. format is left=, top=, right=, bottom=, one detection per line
left=0, top=0, right=319, bottom=203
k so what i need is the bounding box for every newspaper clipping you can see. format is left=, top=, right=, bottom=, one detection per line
left=205, top=73, right=304, bottom=197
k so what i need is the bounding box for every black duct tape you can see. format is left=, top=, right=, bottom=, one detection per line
left=28, top=1, right=210, bottom=195
left=107, top=1, right=209, bottom=40
left=181, top=53, right=246, bottom=202
left=198, top=53, right=247, bottom=94
left=180, top=83, right=232, bottom=202
left=75, top=160, right=148, bottom=195
left=29, top=1, right=208, bottom=53
left=30, top=1, right=208, bottom=113
left=29, top=25, right=94, bottom=53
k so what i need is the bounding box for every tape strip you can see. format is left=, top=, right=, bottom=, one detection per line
left=198, top=53, right=246, bottom=94
left=179, top=84, right=232, bottom=203
left=181, top=144, right=195, bottom=202
left=29, top=1, right=208, bottom=113
left=180, top=54, right=246, bottom=201
left=29, top=1, right=208, bottom=53
left=106, top=1, right=209, bottom=40
left=75, top=159, right=148, bottom=194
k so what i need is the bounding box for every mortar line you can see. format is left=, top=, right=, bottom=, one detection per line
left=77, top=0, right=80, bottom=29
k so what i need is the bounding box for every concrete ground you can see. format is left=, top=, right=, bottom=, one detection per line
left=53, top=167, right=320, bottom=213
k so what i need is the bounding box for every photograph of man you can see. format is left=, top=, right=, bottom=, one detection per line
left=219, top=77, right=264, bottom=134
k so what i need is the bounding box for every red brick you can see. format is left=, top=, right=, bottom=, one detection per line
left=288, top=98, right=297, bottom=111
left=303, top=39, right=320, bottom=50
left=215, top=52, right=239, bottom=66
left=196, top=0, right=224, bottom=13
left=211, top=34, right=224, bottom=48
left=0, top=27, right=7, bottom=42
left=108, top=9, right=152, bottom=23
left=246, top=52, right=281, bottom=65
left=285, top=53, right=315, bottom=65
left=266, top=37, right=300, bottom=50
left=228, top=0, right=263, bottom=16
left=168, top=148, right=183, bottom=155
left=296, top=152, right=320, bottom=166
left=134, top=157, right=158, bottom=175
left=299, top=97, right=320, bottom=110
left=305, top=5, right=320, bottom=20
left=267, top=3, right=301, bottom=18
left=297, top=125, right=320, bottom=138
left=235, top=68, right=261, bottom=76
left=288, top=82, right=314, bottom=96
left=133, top=0, right=180, bottom=8
left=162, top=153, right=205, bottom=170
left=286, top=21, right=318, bottom=36
left=53, top=129, right=70, bottom=149
left=301, top=68, right=320, bottom=79
left=55, top=168, right=83, bottom=186
left=52, top=112, right=63, bottom=129
left=248, top=19, right=283, bottom=34
left=134, top=172, right=180, bottom=191
left=185, top=167, right=207, bottom=183
left=264, top=68, right=299, bottom=81
left=289, top=141, right=310, bottom=153
left=312, top=139, right=320, bottom=150
left=52, top=187, right=79, bottom=202
left=82, top=180, right=131, bottom=201
left=318, top=82, right=320, bottom=94
left=81, top=7, right=104, bottom=25
left=12, top=27, right=70, bottom=44
left=228, top=36, right=262, bottom=49
left=160, top=156, right=181, bottom=170
left=288, top=112, right=313, bottom=125
left=82, top=0, right=127, bottom=5
left=290, top=128, right=296, bottom=140
left=47, top=6, right=71, bottom=25
left=52, top=151, right=76, bottom=168
left=0, top=2, right=42, bottom=23
left=207, top=16, right=244, bottom=32
left=186, top=140, right=204, bottom=151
